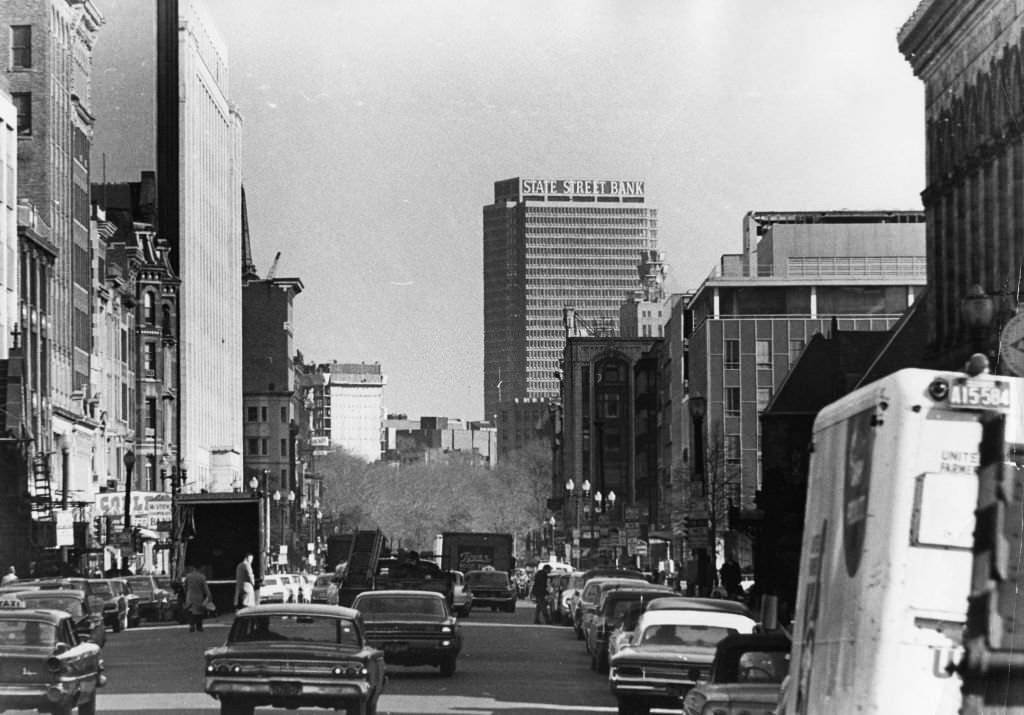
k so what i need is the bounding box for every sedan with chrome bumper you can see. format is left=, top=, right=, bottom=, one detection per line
left=351, top=590, right=462, bottom=677
left=203, top=603, right=385, bottom=715
left=609, top=608, right=756, bottom=715
left=0, top=600, right=106, bottom=715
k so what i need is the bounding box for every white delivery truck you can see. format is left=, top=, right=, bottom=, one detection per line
left=783, top=367, right=1024, bottom=714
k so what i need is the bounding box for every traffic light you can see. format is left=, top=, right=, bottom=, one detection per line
left=93, top=517, right=104, bottom=545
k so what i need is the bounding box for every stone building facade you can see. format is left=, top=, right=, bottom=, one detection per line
left=899, top=1, right=1024, bottom=366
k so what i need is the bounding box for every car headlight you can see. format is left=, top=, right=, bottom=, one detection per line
left=440, top=625, right=453, bottom=634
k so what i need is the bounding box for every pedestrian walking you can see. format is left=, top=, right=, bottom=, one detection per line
left=532, top=564, right=551, bottom=624
left=0, top=565, right=17, bottom=585
left=234, top=552, right=256, bottom=610
left=183, top=564, right=212, bottom=632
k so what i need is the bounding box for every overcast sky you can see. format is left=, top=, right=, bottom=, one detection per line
left=92, top=0, right=926, bottom=422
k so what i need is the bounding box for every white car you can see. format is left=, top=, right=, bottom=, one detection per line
left=290, top=573, right=313, bottom=603
left=609, top=606, right=757, bottom=714
left=258, top=574, right=290, bottom=604
left=450, top=570, right=473, bottom=617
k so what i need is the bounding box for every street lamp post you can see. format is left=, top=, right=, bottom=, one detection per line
left=565, top=478, right=591, bottom=569
left=122, top=450, right=136, bottom=533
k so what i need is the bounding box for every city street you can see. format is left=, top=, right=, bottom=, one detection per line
left=85, top=600, right=624, bottom=714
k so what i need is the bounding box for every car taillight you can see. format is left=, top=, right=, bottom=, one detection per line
left=331, top=663, right=367, bottom=677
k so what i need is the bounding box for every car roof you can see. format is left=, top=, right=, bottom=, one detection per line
left=602, top=588, right=674, bottom=603
left=645, top=597, right=754, bottom=618
left=0, top=607, right=70, bottom=623
left=466, top=569, right=508, bottom=575
left=714, top=632, right=792, bottom=655
left=354, top=590, right=445, bottom=601
left=583, top=568, right=645, bottom=582
left=637, top=609, right=757, bottom=631
left=233, top=603, right=361, bottom=619
left=10, top=589, right=86, bottom=600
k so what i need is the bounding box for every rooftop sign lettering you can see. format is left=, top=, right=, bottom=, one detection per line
left=520, top=178, right=645, bottom=198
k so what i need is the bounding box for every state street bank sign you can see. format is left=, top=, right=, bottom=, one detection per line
left=94, top=491, right=173, bottom=530
left=520, top=178, right=645, bottom=199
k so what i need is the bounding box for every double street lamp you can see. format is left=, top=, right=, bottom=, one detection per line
left=565, top=479, right=616, bottom=568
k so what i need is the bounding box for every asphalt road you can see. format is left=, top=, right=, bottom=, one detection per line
left=78, top=599, right=640, bottom=714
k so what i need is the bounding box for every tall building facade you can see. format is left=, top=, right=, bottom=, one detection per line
left=157, top=0, right=243, bottom=491
left=679, top=210, right=926, bottom=580
left=899, top=2, right=1024, bottom=369
left=0, top=1, right=104, bottom=570
left=482, top=177, right=658, bottom=419
left=242, top=275, right=304, bottom=495
left=0, top=79, right=15, bottom=361
left=302, top=362, right=386, bottom=463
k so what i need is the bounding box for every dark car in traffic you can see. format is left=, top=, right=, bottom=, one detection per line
left=351, top=590, right=462, bottom=677
left=681, top=632, right=791, bottom=715
left=0, top=599, right=107, bottom=715
left=125, top=575, right=171, bottom=622
left=585, top=587, right=676, bottom=673
left=204, top=603, right=385, bottom=715
left=464, top=569, right=516, bottom=613
left=7, top=589, right=107, bottom=649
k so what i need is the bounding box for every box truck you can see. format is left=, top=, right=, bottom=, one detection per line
left=784, top=367, right=1024, bottom=714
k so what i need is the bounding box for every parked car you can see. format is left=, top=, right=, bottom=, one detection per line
left=309, top=574, right=335, bottom=604
left=576, top=576, right=653, bottom=641
left=125, top=575, right=171, bottom=622
left=464, top=569, right=516, bottom=613
left=573, top=570, right=647, bottom=638
left=86, top=579, right=128, bottom=633
left=609, top=605, right=757, bottom=714
left=351, top=589, right=462, bottom=677
left=258, top=575, right=291, bottom=604
left=204, top=603, right=385, bottom=714
left=0, top=598, right=107, bottom=714
left=449, top=570, right=473, bottom=618
left=545, top=571, right=571, bottom=624
left=681, top=632, right=791, bottom=715
left=585, top=587, right=676, bottom=673
left=107, top=578, right=142, bottom=629
left=561, top=571, right=585, bottom=627
left=7, top=588, right=107, bottom=649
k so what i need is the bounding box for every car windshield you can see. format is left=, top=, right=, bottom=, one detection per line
left=16, top=595, right=84, bottom=619
left=466, top=572, right=508, bottom=588
left=229, top=613, right=361, bottom=646
left=263, top=577, right=280, bottom=586
left=722, top=649, right=790, bottom=683
left=87, top=582, right=113, bottom=598
left=356, top=596, right=445, bottom=617
left=314, top=575, right=333, bottom=586
left=641, top=624, right=737, bottom=648
left=0, top=618, right=58, bottom=646
left=126, top=578, right=154, bottom=596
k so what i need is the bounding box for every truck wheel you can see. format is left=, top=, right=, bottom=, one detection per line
left=440, top=656, right=457, bottom=677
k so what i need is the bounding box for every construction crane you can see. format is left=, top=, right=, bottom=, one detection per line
left=266, top=251, right=281, bottom=280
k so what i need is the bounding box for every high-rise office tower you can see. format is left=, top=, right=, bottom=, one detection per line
left=157, top=0, right=243, bottom=491
left=482, top=177, right=658, bottom=420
